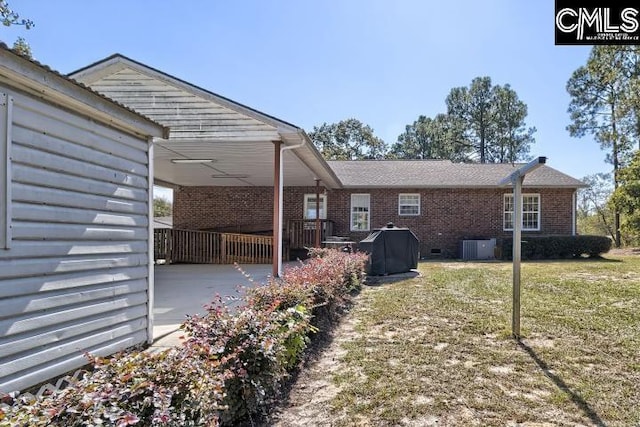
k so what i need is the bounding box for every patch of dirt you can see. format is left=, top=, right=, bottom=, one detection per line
left=522, top=336, right=555, bottom=349
left=607, top=247, right=640, bottom=256
left=269, top=315, right=359, bottom=426
left=401, top=415, right=440, bottom=426
left=488, top=365, right=514, bottom=375
left=566, top=271, right=640, bottom=282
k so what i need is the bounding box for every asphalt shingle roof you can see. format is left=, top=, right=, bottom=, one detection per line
left=327, top=160, right=586, bottom=188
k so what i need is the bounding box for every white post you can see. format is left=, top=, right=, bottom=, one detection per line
left=272, top=141, right=282, bottom=278
left=146, top=139, right=155, bottom=344
left=278, top=146, right=284, bottom=277
left=278, top=136, right=306, bottom=277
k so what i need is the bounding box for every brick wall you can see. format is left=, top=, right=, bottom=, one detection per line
left=173, top=186, right=318, bottom=231
left=326, top=187, right=576, bottom=257
left=174, top=186, right=576, bottom=258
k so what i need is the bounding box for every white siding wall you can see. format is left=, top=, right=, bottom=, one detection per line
left=0, top=86, right=151, bottom=393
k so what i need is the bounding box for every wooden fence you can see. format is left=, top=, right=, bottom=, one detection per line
left=154, top=229, right=273, bottom=264
left=287, top=219, right=334, bottom=250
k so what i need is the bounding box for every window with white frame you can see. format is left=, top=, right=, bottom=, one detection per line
left=303, top=194, right=327, bottom=219
left=398, top=193, right=420, bottom=216
left=504, top=193, right=540, bottom=231
left=350, top=194, right=370, bottom=231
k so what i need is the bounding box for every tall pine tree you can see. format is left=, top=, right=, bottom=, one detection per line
left=445, top=77, right=535, bottom=163
left=566, top=46, right=640, bottom=247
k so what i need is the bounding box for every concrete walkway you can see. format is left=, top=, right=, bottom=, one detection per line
left=150, top=263, right=273, bottom=352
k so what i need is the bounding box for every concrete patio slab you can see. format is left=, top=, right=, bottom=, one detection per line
left=151, top=263, right=273, bottom=350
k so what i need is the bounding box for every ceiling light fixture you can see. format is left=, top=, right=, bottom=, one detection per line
left=211, top=174, right=250, bottom=179
left=171, top=159, right=216, bottom=164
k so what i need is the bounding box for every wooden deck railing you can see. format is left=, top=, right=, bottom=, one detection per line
left=154, top=228, right=170, bottom=260
left=221, top=232, right=272, bottom=264
left=287, top=219, right=334, bottom=250
left=170, top=229, right=222, bottom=264
left=154, top=229, right=272, bottom=264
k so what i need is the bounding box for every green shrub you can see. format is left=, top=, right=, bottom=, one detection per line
left=500, top=235, right=612, bottom=260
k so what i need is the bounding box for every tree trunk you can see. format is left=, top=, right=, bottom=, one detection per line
left=636, top=113, right=640, bottom=151
left=611, top=102, right=622, bottom=248
left=480, top=126, right=486, bottom=163
left=479, top=108, right=486, bottom=163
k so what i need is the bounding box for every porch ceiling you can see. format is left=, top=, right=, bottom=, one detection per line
left=154, top=139, right=327, bottom=187
left=70, top=54, right=342, bottom=189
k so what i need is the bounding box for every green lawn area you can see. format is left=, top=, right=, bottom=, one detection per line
left=329, top=255, right=640, bottom=426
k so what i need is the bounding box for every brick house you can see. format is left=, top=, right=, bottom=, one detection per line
left=73, top=54, right=584, bottom=264
left=174, top=160, right=584, bottom=258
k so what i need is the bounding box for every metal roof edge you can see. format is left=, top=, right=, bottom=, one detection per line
left=336, top=184, right=586, bottom=190
left=0, top=45, right=168, bottom=139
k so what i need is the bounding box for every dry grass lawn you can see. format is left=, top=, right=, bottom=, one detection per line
left=271, top=254, right=640, bottom=426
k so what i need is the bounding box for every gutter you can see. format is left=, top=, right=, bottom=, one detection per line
left=572, top=189, right=577, bottom=236
left=279, top=128, right=342, bottom=189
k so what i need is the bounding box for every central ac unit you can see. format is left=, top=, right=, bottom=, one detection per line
left=461, top=239, right=496, bottom=260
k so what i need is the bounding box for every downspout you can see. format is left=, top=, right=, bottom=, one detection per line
left=277, top=134, right=306, bottom=277
left=572, top=189, right=577, bottom=236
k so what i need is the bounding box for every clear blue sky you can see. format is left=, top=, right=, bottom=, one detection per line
left=2, top=1, right=609, bottom=184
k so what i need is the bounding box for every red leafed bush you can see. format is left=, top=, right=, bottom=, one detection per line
left=184, top=249, right=367, bottom=424
left=181, top=298, right=315, bottom=425
left=249, top=248, right=367, bottom=315
left=1, top=344, right=227, bottom=427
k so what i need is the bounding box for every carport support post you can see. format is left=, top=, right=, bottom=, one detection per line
left=315, top=179, right=321, bottom=248
left=272, top=141, right=282, bottom=277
